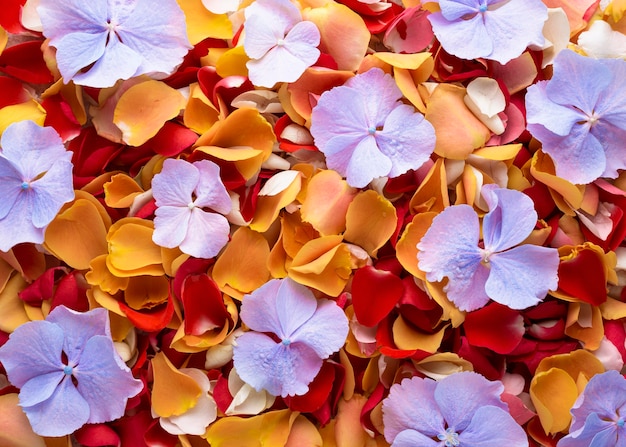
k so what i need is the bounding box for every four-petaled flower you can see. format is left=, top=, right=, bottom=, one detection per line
left=151, top=158, right=232, bottom=259
left=310, top=67, right=436, bottom=188
left=0, top=120, right=74, bottom=252
left=232, top=277, right=348, bottom=397
left=427, top=0, right=547, bottom=64
left=417, top=185, right=560, bottom=312
left=382, top=372, right=529, bottom=447
left=38, top=0, right=191, bottom=88
left=526, top=50, right=626, bottom=184
left=0, top=306, right=144, bottom=437
left=558, top=370, right=626, bottom=446
left=243, top=0, right=321, bottom=88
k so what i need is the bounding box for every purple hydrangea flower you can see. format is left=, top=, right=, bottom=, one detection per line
left=417, top=185, right=559, bottom=312
left=38, top=0, right=191, bottom=88
left=310, top=68, right=436, bottom=188
left=151, top=158, right=232, bottom=259
left=526, top=50, right=626, bottom=185
left=0, top=120, right=74, bottom=252
left=382, top=372, right=529, bottom=447
left=244, top=0, right=320, bottom=88
left=0, top=306, right=143, bottom=437
left=428, top=0, right=547, bottom=64
left=232, top=278, right=348, bottom=397
left=558, top=370, right=626, bottom=446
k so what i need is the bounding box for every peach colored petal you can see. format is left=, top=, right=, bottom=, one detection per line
left=288, top=235, right=352, bottom=296
left=250, top=171, right=302, bottom=233
left=530, top=367, right=579, bottom=434
left=104, top=174, right=144, bottom=208
left=339, top=348, right=356, bottom=400
left=301, top=170, right=358, bottom=236
left=542, top=0, right=597, bottom=34
left=44, top=196, right=110, bottom=270
left=395, top=212, right=436, bottom=279
left=281, top=210, right=320, bottom=258
left=212, top=227, right=270, bottom=297
left=91, top=78, right=145, bottom=143
left=490, top=52, right=538, bottom=95
left=205, top=409, right=297, bottom=447
left=333, top=395, right=380, bottom=447
left=0, top=275, right=29, bottom=333
left=344, top=190, right=397, bottom=257
left=285, top=415, right=323, bottom=447
left=176, top=0, right=233, bottom=44
left=0, top=394, right=46, bottom=447
left=565, top=303, right=604, bottom=350
left=392, top=316, right=448, bottom=352
left=106, top=218, right=165, bottom=277
left=152, top=352, right=202, bottom=418
left=415, top=353, right=474, bottom=380
left=302, top=3, right=369, bottom=71
left=114, top=80, right=187, bottom=147
left=184, top=83, right=221, bottom=135
left=0, top=101, right=46, bottom=136
left=425, top=84, right=491, bottom=159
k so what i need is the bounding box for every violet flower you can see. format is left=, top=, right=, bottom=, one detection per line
left=0, top=306, right=143, bottom=437
left=310, top=67, right=436, bottom=188
left=526, top=50, right=626, bottom=184
left=232, top=278, right=348, bottom=397
left=151, top=158, right=232, bottom=259
left=38, top=0, right=191, bottom=88
left=382, top=372, right=529, bottom=446
left=0, top=120, right=74, bottom=252
left=417, top=185, right=559, bottom=312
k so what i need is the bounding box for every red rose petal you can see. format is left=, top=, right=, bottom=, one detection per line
left=352, top=266, right=404, bottom=327
left=0, top=41, right=54, bottom=84
left=74, top=424, right=121, bottom=447
left=284, top=362, right=335, bottom=413
left=464, top=302, right=524, bottom=354
left=181, top=273, right=230, bottom=336
left=557, top=248, right=607, bottom=305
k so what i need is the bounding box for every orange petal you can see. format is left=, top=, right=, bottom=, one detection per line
left=392, top=316, right=448, bottom=352
left=0, top=394, right=46, bottom=447
left=86, top=254, right=130, bottom=295
left=535, top=348, right=605, bottom=379
left=0, top=27, right=7, bottom=54
left=113, top=80, right=186, bottom=147
left=565, top=303, right=604, bottom=350
left=344, top=190, right=397, bottom=257
left=250, top=170, right=302, bottom=233
left=44, top=194, right=110, bottom=270
left=301, top=170, right=357, bottom=236
left=303, top=3, right=369, bottom=71
left=395, top=212, right=436, bottom=279
left=205, top=409, right=297, bottom=447
left=183, top=83, right=220, bottom=135
left=124, top=275, right=170, bottom=310
left=425, top=280, right=466, bottom=327
left=151, top=352, right=202, bottom=417
left=288, top=235, right=352, bottom=296
left=409, top=159, right=449, bottom=214
left=285, top=415, right=323, bottom=447
left=530, top=368, right=578, bottom=434
left=281, top=210, right=320, bottom=258
left=211, top=227, right=270, bottom=297
left=175, top=0, right=232, bottom=44
left=425, top=84, right=491, bottom=159
left=333, top=395, right=373, bottom=447
left=104, top=174, right=144, bottom=208
left=106, top=218, right=165, bottom=277
left=530, top=150, right=584, bottom=213
left=0, top=275, right=29, bottom=333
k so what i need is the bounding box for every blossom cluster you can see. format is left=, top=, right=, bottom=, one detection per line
left=0, top=0, right=625, bottom=446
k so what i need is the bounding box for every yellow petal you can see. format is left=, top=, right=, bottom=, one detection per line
left=212, top=227, right=270, bottom=297
left=0, top=100, right=46, bottom=137
left=0, top=275, right=29, bottom=333
left=0, top=394, right=46, bottom=447
left=86, top=254, right=130, bottom=294
left=303, top=3, right=369, bottom=71
left=214, top=46, right=250, bottom=79
left=530, top=368, right=579, bottom=434
left=106, top=218, right=165, bottom=277
left=535, top=348, right=605, bottom=379
left=392, top=316, right=448, bottom=352
left=344, top=190, right=397, bottom=256
left=151, top=352, right=202, bottom=417
left=301, top=170, right=357, bottom=236
left=113, top=80, right=186, bottom=147
left=250, top=171, right=302, bottom=233
left=0, top=27, right=7, bottom=55
left=288, top=235, right=352, bottom=296
left=176, top=0, right=232, bottom=44
left=425, top=84, right=491, bottom=159
left=601, top=296, right=626, bottom=320
left=205, top=409, right=297, bottom=447
left=425, top=280, right=466, bottom=327
left=409, top=159, right=449, bottom=214
left=44, top=195, right=110, bottom=270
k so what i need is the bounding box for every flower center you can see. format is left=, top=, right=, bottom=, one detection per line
left=20, top=181, right=30, bottom=190
left=479, top=247, right=493, bottom=264
left=281, top=338, right=291, bottom=346
left=276, top=38, right=285, bottom=47
left=63, top=365, right=74, bottom=376
left=618, top=417, right=625, bottom=428
left=437, top=428, right=460, bottom=447
left=187, top=201, right=196, bottom=210
left=478, top=4, right=488, bottom=12
left=587, top=111, right=601, bottom=127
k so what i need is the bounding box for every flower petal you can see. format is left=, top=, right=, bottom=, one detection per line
left=459, top=406, right=528, bottom=447
left=180, top=208, right=230, bottom=259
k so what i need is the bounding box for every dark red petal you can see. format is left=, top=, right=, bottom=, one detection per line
left=0, top=41, right=53, bottom=84
left=464, top=302, right=524, bottom=354
left=119, top=294, right=174, bottom=333
left=74, top=424, right=121, bottom=447
left=557, top=248, right=607, bottom=305
left=352, top=266, right=404, bottom=327
left=284, top=362, right=335, bottom=412
left=181, top=273, right=230, bottom=336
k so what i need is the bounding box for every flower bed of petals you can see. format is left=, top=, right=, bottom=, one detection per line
left=0, top=0, right=625, bottom=446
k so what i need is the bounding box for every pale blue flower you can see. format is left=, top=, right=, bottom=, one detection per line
left=38, top=0, right=191, bottom=88
left=310, top=68, right=436, bottom=188
left=526, top=50, right=626, bottom=184
left=558, top=370, right=626, bottom=447
left=233, top=278, right=348, bottom=397
left=0, top=120, right=74, bottom=252
left=417, top=185, right=559, bottom=312
left=151, top=158, right=232, bottom=259
left=382, top=372, right=529, bottom=447
left=428, top=0, right=547, bottom=64
left=0, top=306, right=144, bottom=437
